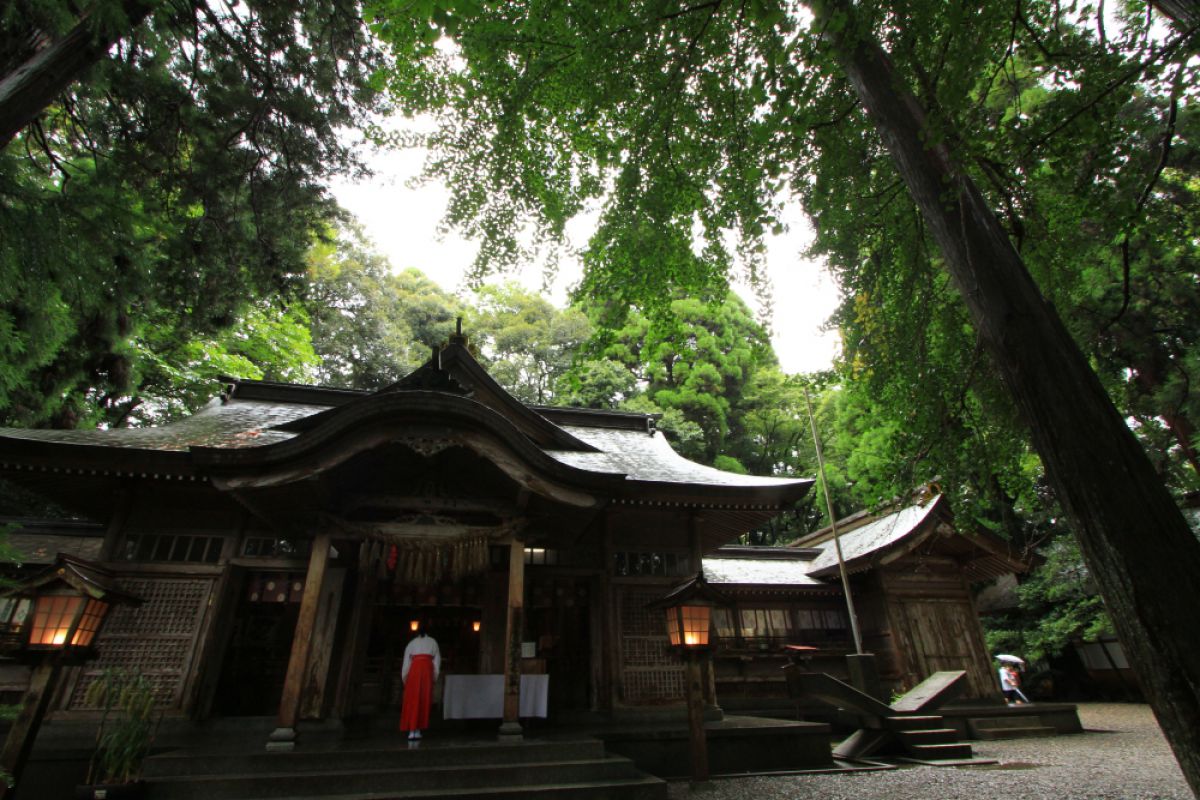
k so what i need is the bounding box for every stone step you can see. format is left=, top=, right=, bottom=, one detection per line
left=974, top=726, right=1057, bottom=741
left=884, top=715, right=945, bottom=731
left=145, top=739, right=606, bottom=778
left=895, top=727, right=959, bottom=745
left=905, top=741, right=974, bottom=761
left=147, top=756, right=647, bottom=800
left=265, top=775, right=668, bottom=800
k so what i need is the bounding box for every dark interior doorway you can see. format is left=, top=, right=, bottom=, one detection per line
left=527, top=575, right=592, bottom=713
left=212, top=571, right=303, bottom=716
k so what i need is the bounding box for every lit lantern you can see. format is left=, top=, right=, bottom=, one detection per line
left=26, top=588, right=108, bottom=650
left=410, top=620, right=420, bottom=632
left=0, top=554, right=140, bottom=663
left=647, top=572, right=729, bottom=785
left=472, top=620, right=481, bottom=633
left=650, top=572, right=730, bottom=653
left=0, top=555, right=142, bottom=794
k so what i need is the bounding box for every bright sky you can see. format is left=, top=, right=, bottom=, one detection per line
left=328, top=144, right=842, bottom=374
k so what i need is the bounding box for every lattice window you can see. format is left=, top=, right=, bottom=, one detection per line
left=69, top=576, right=213, bottom=710
left=612, top=551, right=691, bottom=577
left=123, top=533, right=223, bottom=564
left=618, top=587, right=684, bottom=703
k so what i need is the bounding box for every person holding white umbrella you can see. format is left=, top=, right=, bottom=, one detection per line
left=997, top=654, right=1030, bottom=704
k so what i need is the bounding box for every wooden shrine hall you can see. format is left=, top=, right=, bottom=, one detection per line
left=0, top=334, right=815, bottom=749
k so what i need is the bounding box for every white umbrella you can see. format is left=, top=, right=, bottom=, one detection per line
left=996, top=654, right=1025, bottom=664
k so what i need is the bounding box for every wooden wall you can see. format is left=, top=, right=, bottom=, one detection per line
left=876, top=557, right=999, bottom=700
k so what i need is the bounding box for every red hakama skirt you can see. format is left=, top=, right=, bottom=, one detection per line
left=399, top=654, right=435, bottom=732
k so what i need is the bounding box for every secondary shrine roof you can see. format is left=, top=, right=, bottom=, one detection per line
left=702, top=549, right=826, bottom=586
left=803, top=501, right=938, bottom=574
left=702, top=492, right=1028, bottom=589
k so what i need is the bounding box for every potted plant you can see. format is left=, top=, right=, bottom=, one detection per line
left=76, top=669, right=160, bottom=800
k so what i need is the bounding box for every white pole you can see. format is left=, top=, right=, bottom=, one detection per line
left=803, top=386, right=864, bottom=655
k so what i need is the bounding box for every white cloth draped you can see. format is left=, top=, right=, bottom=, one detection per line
left=442, top=674, right=549, bottom=719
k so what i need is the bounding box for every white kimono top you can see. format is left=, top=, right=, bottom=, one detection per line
left=402, top=634, right=441, bottom=682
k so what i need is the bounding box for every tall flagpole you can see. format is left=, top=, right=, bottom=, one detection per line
left=803, top=386, right=864, bottom=656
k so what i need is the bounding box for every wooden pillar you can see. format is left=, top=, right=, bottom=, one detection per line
left=0, top=660, right=61, bottom=799
left=601, top=516, right=619, bottom=712
left=333, top=542, right=382, bottom=718
left=498, top=536, right=525, bottom=740
left=98, top=483, right=133, bottom=561
left=300, top=567, right=346, bottom=719
left=685, top=650, right=709, bottom=784
left=688, top=512, right=720, bottom=712
left=268, top=530, right=332, bottom=751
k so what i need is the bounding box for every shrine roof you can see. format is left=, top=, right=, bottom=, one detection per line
left=0, top=518, right=104, bottom=565
left=803, top=501, right=939, bottom=575
left=0, top=389, right=808, bottom=495
left=0, top=397, right=327, bottom=451
left=548, top=425, right=809, bottom=489
left=702, top=548, right=826, bottom=586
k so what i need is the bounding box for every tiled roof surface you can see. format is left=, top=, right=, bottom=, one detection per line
left=7, top=532, right=103, bottom=564
left=550, top=426, right=809, bottom=488
left=0, top=398, right=326, bottom=451
left=702, top=556, right=827, bottom=586
left=806, top=501, right=937, bottom=573
left=0, top=392, right=808, bottom=489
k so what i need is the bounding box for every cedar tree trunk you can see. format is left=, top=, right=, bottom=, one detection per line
left=0, top=0, right=158, bottom=149
left=818, top=3, right=1200, bottom=795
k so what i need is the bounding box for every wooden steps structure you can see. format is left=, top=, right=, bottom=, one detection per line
left=141, top=737, right=667, bottom=800
left=789, top=669, right=992, bottom=765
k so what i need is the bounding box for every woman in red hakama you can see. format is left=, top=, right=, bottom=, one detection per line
left=399, top=629, right=440, bottom=740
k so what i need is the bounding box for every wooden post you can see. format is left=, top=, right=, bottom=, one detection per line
left=685, top=650, right=709, bottom=785
left=268, top=530, right=332, bottom=751
left=300, top=567, right=346, bottom=719
left=688, top=512, right=721, bottom=711
left=0, top=659, right=61, bottom=799
left=333, top=542, right=382, bottom=718
left=498, top=536, right=525, bottom=740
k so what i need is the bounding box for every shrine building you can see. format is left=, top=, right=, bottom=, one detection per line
left=0, top=335, right=1034, bottom=754
left=0, top=337, right=814, bottom=744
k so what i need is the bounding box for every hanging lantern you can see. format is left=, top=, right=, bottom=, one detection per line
left=649, top=572, right=730, bottom=653
left=410, top=619, right=420, bottom=632
left=0, top=555, right=140, bottom=663
left=472, top=620, right=481, bottom=633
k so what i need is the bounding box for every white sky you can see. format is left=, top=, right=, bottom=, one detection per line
left=327, top=144, right=842, bottom=374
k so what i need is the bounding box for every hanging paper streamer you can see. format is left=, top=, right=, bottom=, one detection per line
left=376, top=535, right=490, bottom=586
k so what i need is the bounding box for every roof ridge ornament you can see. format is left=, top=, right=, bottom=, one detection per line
left=447, top=316, right=469, bottom=348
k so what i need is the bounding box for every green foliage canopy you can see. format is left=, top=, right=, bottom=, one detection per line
left=0, top=0, right=384, bottom=428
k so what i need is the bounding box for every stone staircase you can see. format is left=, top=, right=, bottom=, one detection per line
left=886, top=714, right=975, bottom=762
left=142, top=737, right=667, bottom=800
left=968, top=716, right=1057, bottom=741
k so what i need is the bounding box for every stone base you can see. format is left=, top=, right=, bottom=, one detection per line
left=266, top=727, right=297, bottom=752
left=497, top=721, right=524, bottom=742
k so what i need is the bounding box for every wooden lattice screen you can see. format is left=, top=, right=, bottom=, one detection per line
left=618, top=586, right=684, bottom=703
left=68, top=576, right=215, bottom=710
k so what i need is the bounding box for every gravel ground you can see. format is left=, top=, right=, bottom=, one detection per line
left=668, top=703, right=1193, bottom=800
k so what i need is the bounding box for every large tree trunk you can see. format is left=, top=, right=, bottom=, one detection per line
left=0, top=0, right=157, bottom=149
left=818, top=3, right=1200, bottom=794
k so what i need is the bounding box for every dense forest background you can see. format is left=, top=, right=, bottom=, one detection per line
left=2, top=0, right=1199, bottom=741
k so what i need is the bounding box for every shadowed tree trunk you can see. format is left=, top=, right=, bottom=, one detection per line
left=0, top=0, right=158, bottom=149
left=816, top=2, right=1200, bottom=794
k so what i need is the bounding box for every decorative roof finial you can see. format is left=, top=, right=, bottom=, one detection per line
left=448, top=316, right=469, bottom=347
